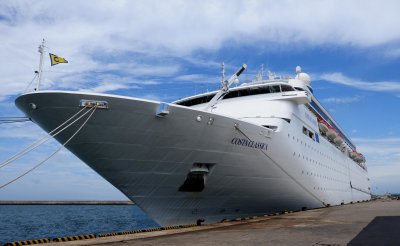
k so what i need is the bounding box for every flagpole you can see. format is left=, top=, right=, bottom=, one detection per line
left=35, top=39, right=45, bottom=91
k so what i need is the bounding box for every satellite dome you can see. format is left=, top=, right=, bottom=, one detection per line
left=297, top=72, right=311, bottom=85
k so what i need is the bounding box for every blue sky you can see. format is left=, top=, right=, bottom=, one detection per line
left=0, top=0, right=399, bottom=200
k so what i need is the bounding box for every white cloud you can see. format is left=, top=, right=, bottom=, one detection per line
left=352, top=137, right=400, bottom=194
left=321, top=95, right=363, bottom=104
left=0, top=122, right=46, bottom=140
left=3, top=0, right=400, bottom=51
left=140, top=94, right=162, bottom=101
left=78, top=83, right=131, bottom=94
left=0, top=150, right=127, bottom=200
left=353, top=138, right=400, bottom=194
left=383, top=48, right=400, bottom=58
left=319, top=73, right=400, bottom=92
left=101, top=62, right=180, bottom=77
left=0, top=124, right=127, bottom=200
left=1, top=0, right=400, bottom=100
left=175, top=74, right=219, bottom=84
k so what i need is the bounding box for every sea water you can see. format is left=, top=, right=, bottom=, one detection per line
left=0, top=205, right=158, bottom=244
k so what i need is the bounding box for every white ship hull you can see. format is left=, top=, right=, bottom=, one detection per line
left=15, top=90, right=370, bottom=226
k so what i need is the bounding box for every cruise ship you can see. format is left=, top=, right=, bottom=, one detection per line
left=15, top=64, right=371, bottom=226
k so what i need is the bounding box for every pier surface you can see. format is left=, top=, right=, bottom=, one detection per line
left=48, top=199, right=400, bottom=246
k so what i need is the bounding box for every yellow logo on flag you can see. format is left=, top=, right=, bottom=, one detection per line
left=49, top=53, right=68, bottom=66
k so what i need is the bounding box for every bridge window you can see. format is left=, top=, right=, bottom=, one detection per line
left=281, top=84, right=295, bottom=92
left=176, top=83, right=294, bottom=106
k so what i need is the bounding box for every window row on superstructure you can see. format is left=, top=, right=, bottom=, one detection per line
left=288, top=133, right=349, bottom=179
left=289, top=131, right=347, bottom=170
left=289, top=131, right=352, bottom=193
left=291, top=118, right=369, bottom=194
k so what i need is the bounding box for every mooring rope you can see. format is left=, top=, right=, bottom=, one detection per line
left=0, top=105, right=90, bottom=170
left=23, top=73, right=38, bottom=93
left=0, top=105, right=98, bottom=190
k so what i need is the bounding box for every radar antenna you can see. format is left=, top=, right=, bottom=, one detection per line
left=255, top=64, right=264, bottom=81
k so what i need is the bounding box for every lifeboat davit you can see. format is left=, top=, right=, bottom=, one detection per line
left=326, top=126, right=338, bottom=141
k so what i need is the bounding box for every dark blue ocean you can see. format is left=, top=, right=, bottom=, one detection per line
left=0, top=205, right=158, bottom=244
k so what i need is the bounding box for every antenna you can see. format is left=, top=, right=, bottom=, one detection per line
left=221, top=62, right=225, bottom=88
left=268, top=71, right=273, bottom=80
left=296, top=66, right=301, bottom=74
left=261, top=64, right=264, bottom=79
left=35, top=39, right=45, bottom=91
left=255, top=64, right=265, bottom=81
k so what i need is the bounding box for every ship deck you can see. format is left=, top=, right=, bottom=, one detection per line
left=44, top=198, right=400, bottom=246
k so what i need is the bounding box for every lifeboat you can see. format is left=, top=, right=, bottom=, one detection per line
left=354, top=154, right=363, bottom=163
left=318, top=122, right=329, bottom=134
left=350, top=151, right=366, bottom=163
left=334, top=134, right=344, bottom=146
left=349, top=150, right=357, bottom=159
left=326, top=125, right=338, bottom=141
left=318, top=119, right=329, bottom=134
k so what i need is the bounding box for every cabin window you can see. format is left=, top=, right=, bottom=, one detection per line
left=302, top=126, right=315, bottom=141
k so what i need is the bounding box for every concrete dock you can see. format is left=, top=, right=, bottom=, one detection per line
left=47, top=199, right=400, bottom=246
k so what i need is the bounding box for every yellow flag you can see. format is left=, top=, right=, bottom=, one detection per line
left=49, top=53, right=68, bottom=66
